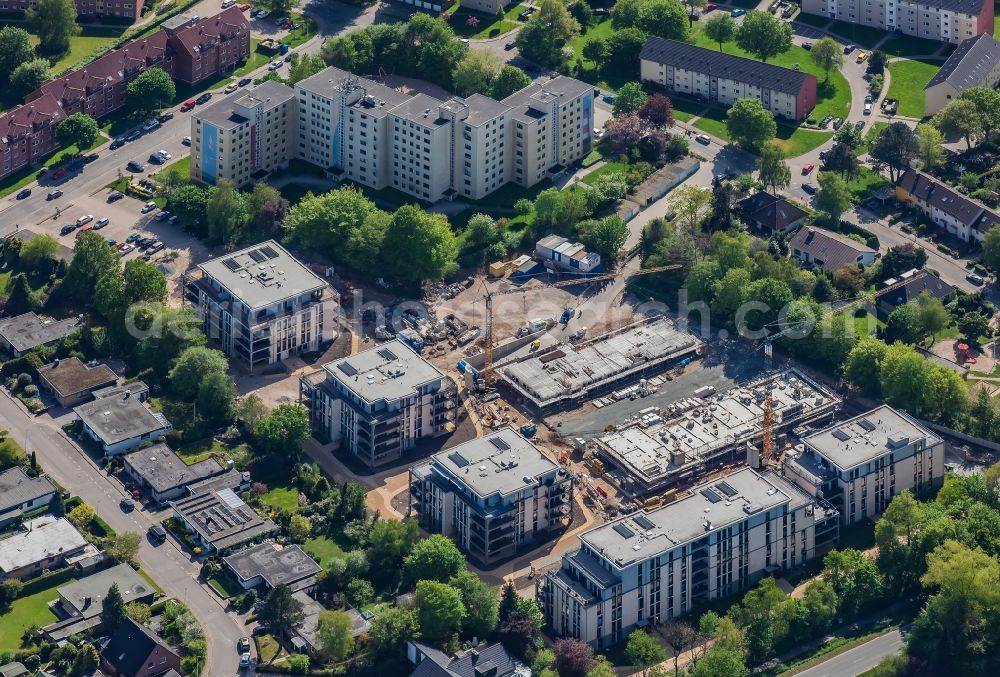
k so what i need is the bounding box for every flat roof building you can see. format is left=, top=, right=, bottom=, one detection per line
left=75, top=391, right=172, bottom=456
left=45, top=563, right=154, bottom=640
left=500, top=318, right=701, bottom=412
left=0, top=467, right=56, bottom=528
left=171, top=488, right=277, bottom=553
left=223, top=542, right=321, bottom=592
left=784, top=405, right=945, bottom=524
left=123, top=444, right=227, bottom=502
left=184, top=240, right=338, bottom=372
left=37, top=358, right=118, bottom=407
left=0, top=516, right=89, bottom=580
left=0, top=313, right=79, bottom=357
left=300, top=339, right=457, bottom=469
left=410, top=428, right=572, bottom=565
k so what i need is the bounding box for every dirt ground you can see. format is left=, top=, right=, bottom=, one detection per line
left=927, top=338, right=998, bottom=373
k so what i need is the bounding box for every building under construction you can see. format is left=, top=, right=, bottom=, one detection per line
left=591, top=369, right=841, bottom=498
left=499, top=318, right=702, bottom=413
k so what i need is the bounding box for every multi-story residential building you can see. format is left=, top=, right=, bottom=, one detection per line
left=409, top=428, right=572, bottom=565
left=896, top=168, right=1000, bottom=242
left=639, top=37, right=817, bottom=122
left=784, top=405, right=945, bottom=525
left=191, top=81, right=296, bottom=186
left=184, top=240, right=338, bottom=371
left=925, top=34, right=1000, bottom=114
left=293, top=67, right=593, bottom=202
left=162, top=8, right=251, bottom=85
left=1, top=0, right=143, bottom=21
left=299, top=339, right=457, bottom=469
left=801, top=0, right=993, bottom=43
left=0, top=95, right=63, bottom=183
left=539, top=467, right=839, bottom=647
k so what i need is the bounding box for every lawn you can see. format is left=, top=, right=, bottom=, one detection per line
left=304, top=536, right=347, bottom=568
left=880, top=35, right=944, bottom=57
left=236, top=39, right=273, bottom=77
left=255, top=633, right=287, bottom=664
left=859, top=121, right=889, bottom=155
left=154, top=155, right=191, bottom=183
left=31, top=29, right=125, bottom=76
left=581, top=161, right=629, bottom=185
left=207, top=570, right=243, bottom=598
left=259, top=486, right=301, bottom=512
left=693, top=110, right=730, bottom=141
left=279, top=14, right=318, bottom=49
left=174, top=436, right=244, bottom=465
left=689, top=26, right=852, bottom=122
left=0, top=584, right=62, bottom=652
left=846, top=166, right=891, bottom=201
left=446, top=1, right=524, bottom=39
left=886, top=59, right=940, bottom=118
left=774, top=126, right=832, bottom=157
left=669, top=96, right=705, bottom=123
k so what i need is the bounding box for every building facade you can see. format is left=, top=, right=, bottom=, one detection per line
left=299, top=339, right=457, bottom=469
left=184, top=240, right=338, bottom=370
left=925, top=34, right=1000, bottom=114
left=161, top=8, right=251, bottom=85
left=409, top=428, right=572, bottom=565
left=788, top=226, right=881, bottom=272
left=801, top=0, right=993, bottom=43
left=191, top=81, right=296, bottom=186
left=539, top=468, right=839, bottom=647
left=0, top=95, right=63, bottom=185
left=784, top=405, right=946, bottom=525
left=896, top=168, right=1000, bottom=242
left=639, top=37, right=817, bottom=122
left=1, top=0, right=143, bottom=21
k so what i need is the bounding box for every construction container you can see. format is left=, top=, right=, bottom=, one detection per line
left=488, top=261, right=509, bottom=278
left=527, top=318, right=547, bottom=333
left=595, top=485, right=608, bottom=499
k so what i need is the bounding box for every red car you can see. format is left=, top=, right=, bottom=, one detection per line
left=238, top=2, right=251, bottom=8
left=180, top=98, right=196, bottom=112
left=801, top=163, right=815, bottom=175
left=51, top=167, right=66, bottom=180
left=705, top=2, right=717, bottom=9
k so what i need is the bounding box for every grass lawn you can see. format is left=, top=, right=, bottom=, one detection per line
left=581, top=161, right=628, bottom=185
left=689, top=26, right=852, bottom=122
left=236, top=40, right=273, bottom=77
left=280, top=14, right=318, bottom=48
left=304, top=536, right=347, bottom=568
left=880, top=35, right=944, bottom=57
left=255, top=633, right=287, bottom=664
left=260, top=486, right=301, bottom=512
left=567, top=19, right=620, bottom=91
left=859, top=121, right=889, bottom=155
left=31, top=28, right=126, bottom=76
left=446, top=1, right=524, bottom=39
left=207, top=570, right=243, bottom=598
left=886, top=59, right=940, bottom=118
left=0, top=584, right=63, bottom=652
left=153, top=155, right=191, bottom=183
left=846, top=166, right=891, bottom=201
left=669, top=96, right=705, bottom=123
left=174, top=436, right=245, bottom=465
left=774, top=126, right=832, bottom=156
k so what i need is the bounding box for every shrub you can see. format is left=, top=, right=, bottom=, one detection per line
left=23, top=385, right=38, bottom=397
left=16, top=373, right=31, bottom=389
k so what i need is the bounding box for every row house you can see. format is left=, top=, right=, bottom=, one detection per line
left=895, top=167, right=1000, bottom=242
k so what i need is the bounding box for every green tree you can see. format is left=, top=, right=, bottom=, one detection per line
left=49, top=491, right=66, bottom=517
left=613, top=82, right=648, bottom=117
left=453, top=49, right=500, bottom=97
left=885, top=302, right=925, bottom=345
left=63, top=232, right=119, bottom=302
left=254, top=404, right=310, bottom=457
left=0, top=27, right=35, bottom=85
left=816, top=171, right=852, bottom=223
left=612, top=0, right=643, bottom=28
left=870, top=122, right=919, bottom=182
left=286, top=52, right=327, bottom=85
left=703, top=12, right=736, bottom=50
left=367, top=518, right=420, bottom=580
left=168, top=184, right=212, bottom=228
left=67, top=502, right=95, bottom=529
left=515, top=0, right=581, bottom=67
left=915, top=290, right=950, bottom=341
left=489, top=65, right=532, bottom=99
left=19, top=233, right=59, bottom=271
left=637, top=0, right=690, bottom=40
left=580, top=215, right=629, bottom=263
left=916, top=123, right=945, bottom=171
left=105, top=531, right=142, bottom=564
left=822, top=548, right=884, bottom=618
left=933, top=98, right=981, bottom=149
left=726, top=98, right=776, bottom=151
left=168, top=347, right=229, bottom=399
left=72, top=644, right=99, bottom=676
left=582, top=36, right=610, bottom=64
left=5, top=273, right=37, bottom=315
left=197, top=371, right=237, bottom=427
left=735, top=11, right=792, bottom=63
left=809, top=37, right=844, bottom=81
left=125, top=601, right=152, bottom=624
left=844, top=335, right=888, bottom=395
left=258, top=585, right=305, bottom=637
left=958, top=312, right=992, bottom=343
left=101, top=582, right=127, bottom=633
left=605, top=27, right=649, bottom=73
left=370, top=606, right=420, bottom=658
left=689, top=648, right=747, bottom=677
left=248, top=182, right=288, bottom=233
left=380, top=205, right=458, bottom=283
left=0, top=578, right=22, bottom=613
left=28, top=0, right=79, bottom=55
left=205, top=179, right=248, bottom=244
left=414, top=580, right=465, bottom=640
left=405, top=534, right=465, bottom=583
left=316, top=609, right=354, bottom=661
left=346, top=578, right=374, bottom=608
left=625, top=629, right=667, bottom=675
left=798, top=579, right=839, bottom=637
left=287, top=514, right=311, bottom=542
left=681, top=0, right=707, bottom=26
left=670, top=184, right=713, bottom=232
left=450, top=569, right=499, bottom=639
left=125, top=67, right=176, bottom=119
left=11, top=58, right=51, bottom=95
left=958, top=86, right=1000, bottom=142
left=756, top=142, right=790, bottom=194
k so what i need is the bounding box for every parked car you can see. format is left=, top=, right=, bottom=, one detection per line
left=156, top=149, right=172, bottom=161
left=238, top=77, right=252, bottom=87
left=154, top=210, right=171, bottom=222
left=51, top=167, right=66, bottom=180
left=142, top=119, right=160, bottom=132
left=119, top=244, right=134, bottom=254
left=695, top=134, right=711, bottom=145
left=844, top=43, right=855, bottom=54
left=704, top=2, right=717, bottom=9
left=168, top=215, right=180, bottom=225
left=47, top=189, right=63, bottom=200
left=967, top=273, right=985, bottom=285
left=864, top=102, right=872, bottom=115
left=15, top=188, right=30, bottom=200
left=504, top=41, right=516, bottom=50
left=107, top=190, right=125, bottom=202
left=268, top=60, right=283, bottom=70
left=238, top=2, right=251, bottom=9
left=60, top=224, right=77, bottom=236
left=84, top=153, right=99, bottom=164
left=127, top=160, right=145, bottom=172
left=802, top=42, right=812, bottom=50
left=138, top=237, right=156, bottom=249
left=126, top=233, right=142, bottom=243
left=222, top=0, right=236, bottom=7
left=240, top=653, right=251, bottom=669
left=145, top=241, right=165, bottom=255
left=94, top=217, right=109, bottom=229
left=802, top=183, right=816, bottom=195
left=238, top=637, right=250, bottom=652
left=148, top=154, right=165, bottom=165
left=120, top=498, right=135, bottom=512
left=602, top=94, right=615, bottom=104
left=180, top=98, right=197, bottom=112
left=196, top=92, right=213, bottom=104
left=801, top=163, right=815, bottom=174
left=76, top=225, right=93, bottom=237
left=182, top=136, right=192, bottom=146
left=125, top=129, right=143, bottom=141
left=284, top=52, right=293, bottom=62
left=856, top=51, right=869, bottom=63
left=224, top=82, right=238, bottom=94
left=141, top=201, right=157, bottom=213
left=75, top=214, right=93, bottom=226
left=730, top=8, right=745, bottom=16
left=157, top=112, right=174, bottom=122
left=110, top=137, right=126, bottom=149
left=256, top=9, right=269, bottom=18
left=148, top=524, right=167, bottom=544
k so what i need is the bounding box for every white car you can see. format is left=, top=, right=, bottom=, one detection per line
left=240, top=653, right=251, bottom=668
left=141, top=201, right=157, bottom=213
left=119, top=244, right=134, bottom=254
left=94, top=217, right=110, bottom=229
left=75, top=214, right=93, bottom=226
left=863, top=102, right=873, bottom=115
left=268, top=60, right=283, bottom=70
left=156, top=149, right=172, bottom=161
left=224, top=82, right=238, bottom=93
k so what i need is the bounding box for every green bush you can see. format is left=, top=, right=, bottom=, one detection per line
left=18, top=567, right=77, bottom=597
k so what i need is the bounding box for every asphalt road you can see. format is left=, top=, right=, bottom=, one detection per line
left=795, top=629, right=904, bottom=677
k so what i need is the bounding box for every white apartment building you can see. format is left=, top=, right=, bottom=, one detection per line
left=183, top=240, right=339, bottom=371
left=190, top=80, right=296, bottom=187
left=409, top=427, right=573, bottom=565
left=539, top=467, right=839, bottom=647
left=299, top=339, right=457, bottom=469
left=801, top=0, right=992, bottom=44
left=784, top=405, right=946, bottom=525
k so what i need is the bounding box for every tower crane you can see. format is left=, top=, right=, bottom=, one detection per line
left=480, top=263, right=683, bottom=386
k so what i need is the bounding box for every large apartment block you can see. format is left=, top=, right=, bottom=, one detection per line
left=1, top=0, right=143, bottom=21
left=183, top=240, right=339, bottom=371
left=539, top=467, right=839, bottom=647
left=783, top=405, right=945, bottom=525
left=299, top=340, right=457, bottom=469
left=191, top=81, right=296, bottom=187
left=292, top=67, right=593, bottom=202
left=801, top=0, right=993, bottom=43
left=409, top=428, right=572, bottom=565
left=162, top=9, right=251, bottom=86
left=0, top=95, right=63, bottom=183
left=639, top=37, right=817, bottom=122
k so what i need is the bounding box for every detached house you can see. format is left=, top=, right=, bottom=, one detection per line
left=896, top=168, right=1000, bottom=242
left=739, top=192, right=810, bottom=235
left=788, top=226, right=881, bottom=272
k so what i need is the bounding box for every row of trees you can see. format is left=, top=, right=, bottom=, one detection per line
left=159, top=177, right=288, bottom=245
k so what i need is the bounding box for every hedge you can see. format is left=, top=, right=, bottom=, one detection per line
left=0, top=353, right=44, bottom=379
left=832, top=219, right=880, bottom=250
left=18, top=566, right=78, bottom=597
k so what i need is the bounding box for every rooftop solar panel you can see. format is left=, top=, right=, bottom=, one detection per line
left=633, top=514, right=656, bottom=530
left=260, top=245, right=280, bottom=259
left=222, top=258, right=241, bottom=272
left=716, top=481, right=738, bottom=498
left=613, top=523, right=635, bottom=539
left=490, top=437, right=511, bottom=451
left=858, top=418, right=877, bottom=432
left=700, top=488, right=722, bottom=503
left=338, top=362, right=358, bottom=377
left=248, top=249, right=267, bottom=263
left=832, top=428, right=852, bottom=442
left=377, top=348, right=398, bottom=361
left=448, top=451, right=469, bottom=468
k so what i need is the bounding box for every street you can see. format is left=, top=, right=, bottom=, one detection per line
left=795, top=629, right=904, bottom=677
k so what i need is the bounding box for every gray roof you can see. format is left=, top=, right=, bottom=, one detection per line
left=57, top=563, right=152, bottom=619
left=0, top=662, right=28, bottom=677
left=410, top=641, right=518, bottom=677
left=323, top=339, right=445, bottom=404
left=92, top=380, right=149, bottom=401
left=0, top=467, right=55, bottom=514
left=188, top=468, right=247, bottom=495
left=124, top=444, right=224, bottom=494
left=879, top=269, right=956, bottom=310
left=425, top=427, right=561, bottom=498
left=197, top=81, right=294, bottom=130
left=0, top=313, right=79, bottom=354
left=450, top=94, right=512, bottom=125
left=193, top=91, right=248, bottom=129
left=927, top=34, right=1000, bottom=90
left=392, top=93, right=451, bottom=128
left=502, top=75, right=592, bottom=123
left=171, top=488, right=276, bottom=549
left=913, top=0, right=985, bottom=13
left=740, top=191, right=809, bottom=232
left=896, top=168, right=1000, bottom=233
left=197, top=240, right=327, bottom=311
left=803, top=405, right=940, bottom=471
left=788, top=226, right=878, bottom=272
left=75, top=392, right=169, bottom=446
left=0, top=516, right=86, bottom=574
left=580, top=468, right=805, bottom=567
left=639, top=36, right=815, bottom=96
left=37, top=358, right=117, bottom=399
left=223, top=542, right=321, bottom=588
